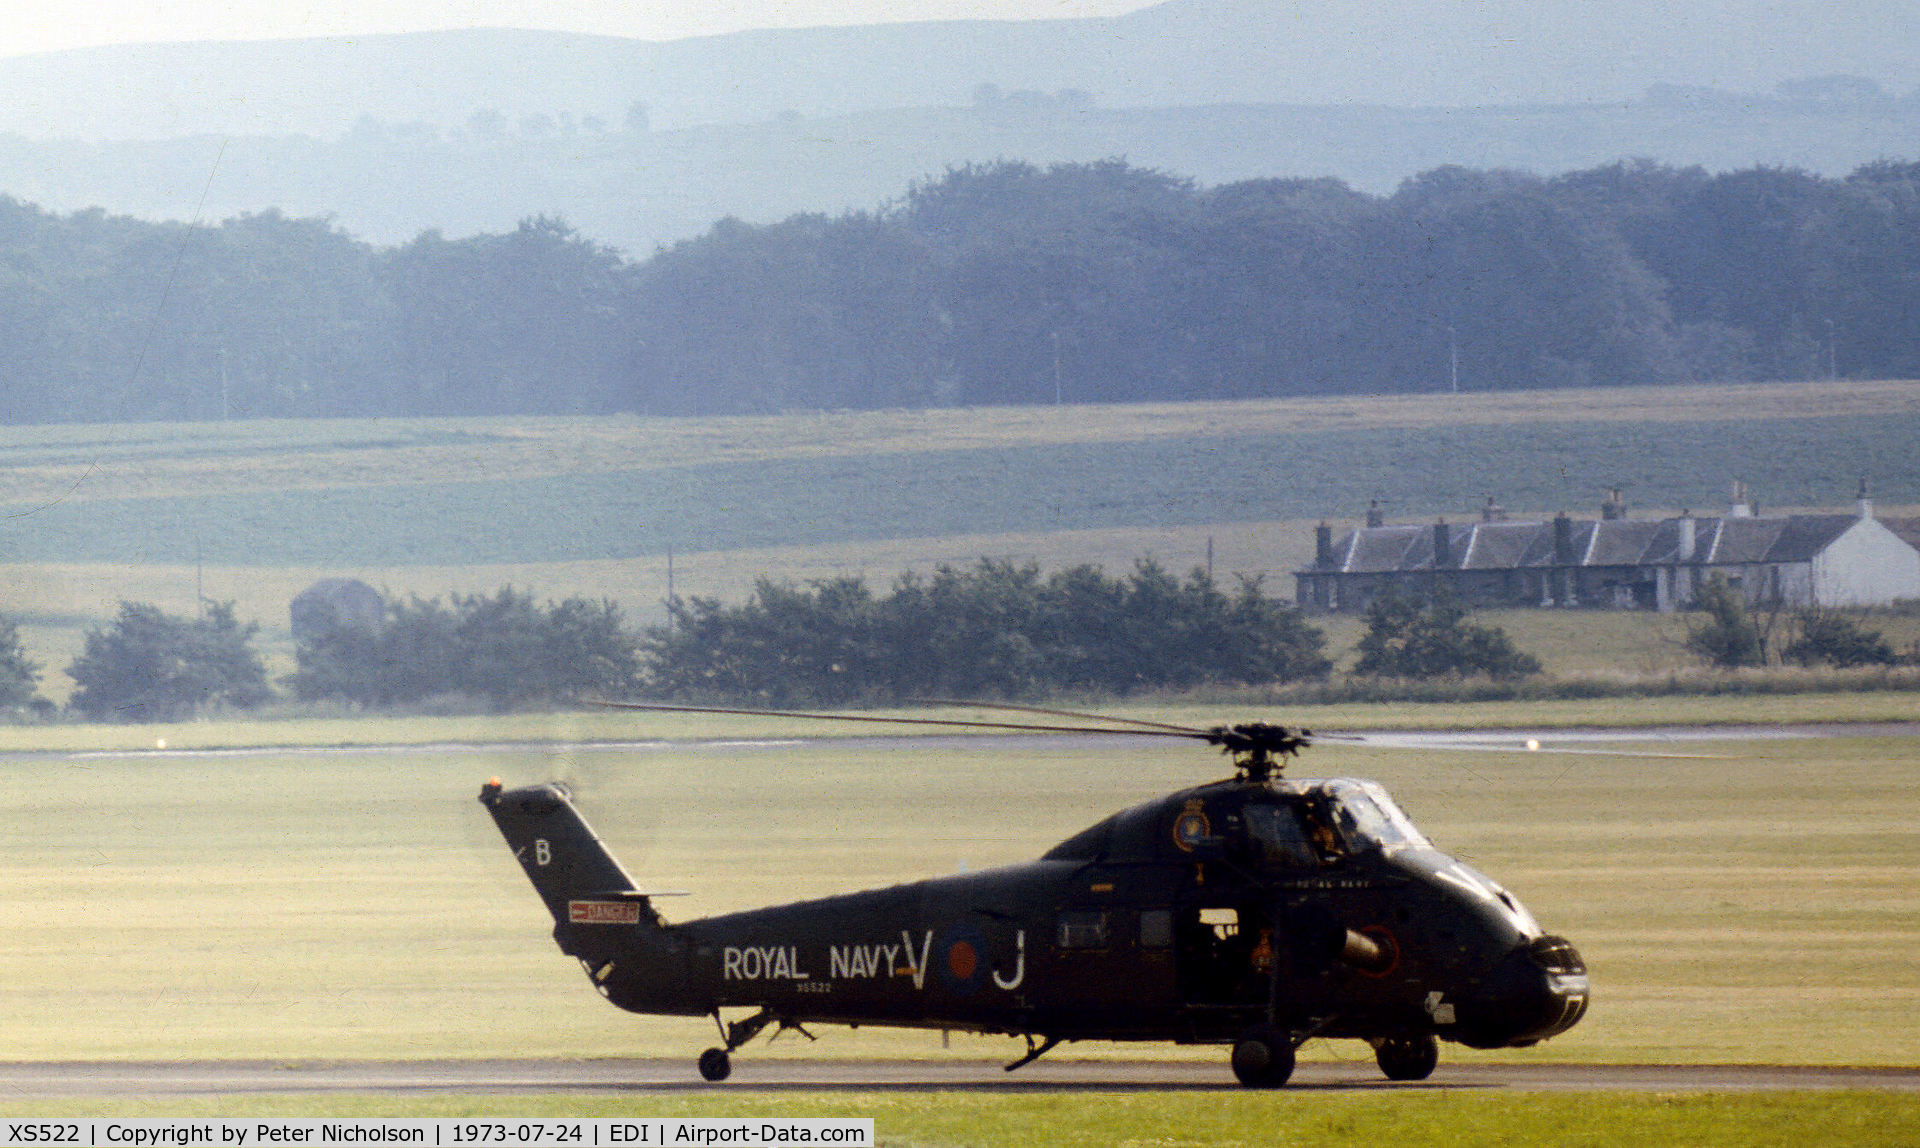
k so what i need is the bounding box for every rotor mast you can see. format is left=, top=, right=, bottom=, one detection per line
left=1205, top=722, right=1313, bottom=783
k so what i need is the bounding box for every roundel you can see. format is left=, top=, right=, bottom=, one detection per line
left=939, top=925, right=990, bottom=995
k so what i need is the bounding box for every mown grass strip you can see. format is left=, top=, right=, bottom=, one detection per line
left=0, top=690, right=1915, bottom=755
left=0, top=1091, right=1914, bottom=1147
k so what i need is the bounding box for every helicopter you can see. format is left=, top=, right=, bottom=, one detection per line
left=478, top=702, right=1589, bottom=1087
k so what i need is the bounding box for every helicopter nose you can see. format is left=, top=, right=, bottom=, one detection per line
left=1454, top=935, right=1589, bottom=1049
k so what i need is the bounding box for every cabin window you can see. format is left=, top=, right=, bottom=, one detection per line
left=1056, top=910, right=1110, bottom=950
left=1139, top=909, right=1173, bottom=949
left=1241, top=803, right=1321, bottom=867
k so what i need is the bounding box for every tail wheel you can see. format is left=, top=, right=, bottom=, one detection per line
left=1375, top=1034, right=1439, bottom=1081
left=697, top=1047, right=732, bottom=1082
left=1229, top=1027, right=1296, bottom=1088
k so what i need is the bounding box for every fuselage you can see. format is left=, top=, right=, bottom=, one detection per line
left=553, top=775, right=1588, bottom=1050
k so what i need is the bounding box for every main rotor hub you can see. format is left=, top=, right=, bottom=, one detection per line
left=1205, top=722, right=1312, bottom=782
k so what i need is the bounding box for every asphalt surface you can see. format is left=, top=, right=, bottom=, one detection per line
left=0, top=1059, right=1915, bottom=1097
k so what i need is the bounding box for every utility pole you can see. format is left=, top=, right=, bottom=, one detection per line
left=1052, top=330, right=1063, bottom=405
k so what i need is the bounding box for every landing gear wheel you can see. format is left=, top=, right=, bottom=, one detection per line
left=1230, top=1027, right=1296, bottom=1088
left=1375, top=1034, right=1439, bottom=1081
left=697, top=1047, right=732, bottom=1082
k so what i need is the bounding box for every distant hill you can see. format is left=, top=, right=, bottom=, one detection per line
left=4, top=97, right=1917, bottom=255
left=0, top=1, right=1916, bottom=141
left=1, top=1, right=1917, bottom=252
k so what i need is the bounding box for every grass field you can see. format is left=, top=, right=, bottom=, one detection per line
left=4, top=378, right=1920, bottom=702
left=5, top=379, right=1917, bottom=508
left=4, top=386, right=1919, bottom=1140
left=0, top=709, right=1915, bottom=1141
left=5, top=404, right=1917, bottom=573
left=1, top=1092, right=1915, bottom=1147
left=0, top=715, right=1914, bottom=1070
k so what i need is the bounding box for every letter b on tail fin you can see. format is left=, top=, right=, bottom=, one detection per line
left=480, top=780, right=638, bottom=922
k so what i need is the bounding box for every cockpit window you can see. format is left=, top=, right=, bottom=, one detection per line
left=1240, top=803, right=1320, bottom=867
left=1320, top=780, right=1431, bottom=851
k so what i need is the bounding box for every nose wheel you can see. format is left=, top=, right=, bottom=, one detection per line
left=1374, top=1033, right=1439, bottom=1081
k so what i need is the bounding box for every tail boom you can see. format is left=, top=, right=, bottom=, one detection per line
left=480, top=779, right=698, bottom=1014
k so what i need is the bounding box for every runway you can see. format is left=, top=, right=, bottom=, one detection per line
left=0, top=1059, right=1915, bottom=1098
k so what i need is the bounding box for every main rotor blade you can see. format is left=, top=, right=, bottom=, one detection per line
left=911, top=697, right=1209, bottom=735
left=593, top=699, right=1207, bottom=741
left=1335, top=731, right=1732, bottom=760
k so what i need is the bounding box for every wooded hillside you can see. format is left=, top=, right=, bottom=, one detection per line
left=4, top=157, right=1917, bottom=423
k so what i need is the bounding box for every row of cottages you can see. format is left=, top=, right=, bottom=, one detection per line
left=1294, top=485, right=1920, bottom=613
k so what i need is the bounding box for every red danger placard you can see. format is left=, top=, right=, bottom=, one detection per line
left=569, top=900, right=642, bottom=925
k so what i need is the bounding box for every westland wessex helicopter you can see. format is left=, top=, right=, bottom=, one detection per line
left=479, top=703, right=1589, bottom=1087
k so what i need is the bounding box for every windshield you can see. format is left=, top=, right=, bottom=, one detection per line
left=1320, top=780, right=1431, bottom=851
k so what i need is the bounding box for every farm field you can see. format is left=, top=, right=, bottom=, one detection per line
left=3, top=378, right=1918, bottom=700
left=5, top=378, right=1917, bottom=508
left=3, top=400, right=1916, bottom=574
left=0, top=713, right=1913, bottom=1071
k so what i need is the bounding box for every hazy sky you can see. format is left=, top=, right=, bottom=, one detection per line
left=0, top=1, right=1153, bottom=57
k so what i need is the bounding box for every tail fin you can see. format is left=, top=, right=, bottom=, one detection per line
left=479, top=779, right=642, bottom=923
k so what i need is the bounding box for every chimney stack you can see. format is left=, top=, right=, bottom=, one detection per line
left=1601, top=488, right=1628, bottom=521
left=1433, top=518, right=1452, bottom=568
left=1550, top=512, right=1572, bottom=566
left=1858, top=476, right=1875, bottom=519
left=1366, top=499, right=1385, bottom=528
left=1730, top=480, right=1753, bottom=518
left=1677, top=512, right=1696, bottom=563
left=1316, top=522, right=1335, bottom=567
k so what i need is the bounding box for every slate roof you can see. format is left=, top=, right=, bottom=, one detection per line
left=1309, top=514, right=1869, bottom=575
left=1458, top=522, right=1542, bottom=569
left=1584, top=520, right=1665, bottom=567
left=1874, top=516, right=1920, bottom=554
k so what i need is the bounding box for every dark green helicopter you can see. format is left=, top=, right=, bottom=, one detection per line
left=479, top=704, right=1588, bottom=1087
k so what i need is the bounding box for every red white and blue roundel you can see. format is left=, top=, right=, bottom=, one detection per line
left=938, top=925, right=990, bottom=995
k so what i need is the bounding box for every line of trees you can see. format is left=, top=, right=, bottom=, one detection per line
left=9, top=572, right=1918, bottom=723
left=6, top=566, right=1339, bottom=719
left=6, top=156, right=1920, bottom=423
left=64, top=601, right=270, bottom=722
left=0, top=616, right=46, bottom=714
left=643, top=560, right=1332, bottom=706
left=1685, top=577, right=1913, bottom=669
left=1350, top=595, right=1543, bottom=682
left=287, top=588, right=641, bottom=709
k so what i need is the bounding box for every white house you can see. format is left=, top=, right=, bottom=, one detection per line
left=1296, top=486, right=1920, bottom=613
